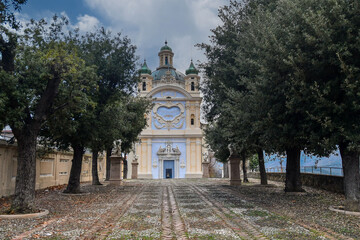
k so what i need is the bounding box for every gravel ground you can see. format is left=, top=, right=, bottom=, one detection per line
left=0, top=178, right=359, bottom=239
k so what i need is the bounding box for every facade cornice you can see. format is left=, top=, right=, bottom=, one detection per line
left=145, top=85, right=193, bottom=99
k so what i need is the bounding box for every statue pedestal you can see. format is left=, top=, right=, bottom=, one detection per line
left=109, top=156, right=123, bottom=185
left=202, top=162, right=210, bottom=178
left=229, top=156, right=241, bottom=185
left=131, top=162, right=139, bottom=179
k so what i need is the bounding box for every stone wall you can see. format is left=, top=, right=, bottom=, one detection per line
left=249, top=172, right=344, bottom=193
left=0, top=140, right=105, bottom=197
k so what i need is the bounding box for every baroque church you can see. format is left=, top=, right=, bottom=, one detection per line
left=128, top=41, right=203, bottom=179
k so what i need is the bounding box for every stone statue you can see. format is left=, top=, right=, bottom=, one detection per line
left=172, top=145, right=180, bottom=154
left=134, top=155, right=139, bottom=163
left=112, top=140, right=122, bottom=156
left=228, top=144, right=239, bottom=158
left=158, top=146, right=166, bottom=153
left=203, top=152, right=209, bottom=163
left=166, top=144, right=171, bottom=153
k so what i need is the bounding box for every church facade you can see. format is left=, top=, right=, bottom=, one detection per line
left=132, top=42, right=203, bottom=179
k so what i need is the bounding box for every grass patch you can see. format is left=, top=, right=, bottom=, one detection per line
left=244, top=210, right=269, bottom=217
left=189, top=234, right=229, bottom=240
left=271, top=231, right=323, bottom=240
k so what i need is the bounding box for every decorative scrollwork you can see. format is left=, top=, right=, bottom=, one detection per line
left=153, top=101, right=185, bottom=130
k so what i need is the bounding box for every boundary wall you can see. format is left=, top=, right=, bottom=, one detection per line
left=249, top=172, right=344, bottom=193
left=0, top=140, right=105, bottom=197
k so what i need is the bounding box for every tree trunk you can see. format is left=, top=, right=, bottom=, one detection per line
left=0, top=35, right=16, bottom=72
left=257, top=148, right=268, bottom=185
left=123, top=153, right=128, bottom=179
left=242, top=152, right=249, bottom=183
left=339, top=142, right=360, bottom=212
left=11, top=132, right=37, bottom=212
left=223, top=162, right=229, bottom=178
left=105, top=147, right=112, bottom=181
left=64, top=145, right=84, bottom=193
left=91, top=150, right=102, bottom=185
left=285, top=147, right=303, bottom=192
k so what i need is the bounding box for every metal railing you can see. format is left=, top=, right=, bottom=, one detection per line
left=265, top=166, right=343, bottom=176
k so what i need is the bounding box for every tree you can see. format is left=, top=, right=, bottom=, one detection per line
left=259, top=0, right=360, bottom=210
left=249, top=154, right=259, bottom=172
left=204, top=120, right=230, bottom=164
left=91, top=96, right=150, bottom=181
left=43, top=27, right=148, bottom=192
left=0, top=16, right=97, bottom=212
left=209, top=0, right=360, bottom=209
left=77, top=28, right=142, bottom=185
left=0, top=0, right=27, bottom=131
left=0, top=0, right=27, bottom=28
left=199, top=0, right=270, bottom=185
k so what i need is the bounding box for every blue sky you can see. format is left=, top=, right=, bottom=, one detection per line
left=19, top=0, right=228, bottom=73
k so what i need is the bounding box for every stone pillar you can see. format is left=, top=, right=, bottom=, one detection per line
left=132, top=162, right=139, bottom=179
left=229, top=155, right=241, bottom=185
left=202, top=162, right=210, bottom=178
left=109, top=156, right=123, bottom=185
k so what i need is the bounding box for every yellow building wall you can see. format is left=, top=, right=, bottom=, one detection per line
left=0, top=141, right=105, bottom=197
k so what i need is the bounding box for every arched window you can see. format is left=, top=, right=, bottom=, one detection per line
left=191, top=82, right=195, bottom=91
left=165, top=56, right=168, bottom=65
left=191, top=114, right=195, bottom=125
left=142, top=82, right=146, bottom=91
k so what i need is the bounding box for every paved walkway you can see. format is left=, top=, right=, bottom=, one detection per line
left=1, top=179, right=358, bottom=239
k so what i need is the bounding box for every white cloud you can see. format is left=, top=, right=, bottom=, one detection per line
left=76, top=14, right=100, bottom=33
left=14, top=11, right=101, bottom=37
left=84, top=0, right=227, bottom=73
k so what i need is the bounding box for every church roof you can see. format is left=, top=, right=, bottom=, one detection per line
left=160, top=40, right=172, bottom=52
left=140, top=60, right=151, bottom=75
left=152, top=68, right=185, bottom=81
left=186, top=60, right=198, bottom=75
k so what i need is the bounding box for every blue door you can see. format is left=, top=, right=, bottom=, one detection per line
left=163, top=160, right=175, bottom=179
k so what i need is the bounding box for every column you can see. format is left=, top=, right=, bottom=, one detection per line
left=202, top=162, right=210, bottom=178
left=109, top=156, right=122, bottom=185
left=229, top=153, right=241, bottom=186
left=131, top=161, right=139, bottom=179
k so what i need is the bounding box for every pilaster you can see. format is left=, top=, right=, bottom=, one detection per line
left=185, top=101, right=191, bottom=129
left=195, top=102, right=200, bottom=128
left=196, top=139, right=202, bottom=172
left=186, top=139, right=191, bottom=173
left=147, top=139, right=152, bottom=174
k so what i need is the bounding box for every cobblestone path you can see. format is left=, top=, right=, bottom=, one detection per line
left=1, top=179, right=357, bottom=240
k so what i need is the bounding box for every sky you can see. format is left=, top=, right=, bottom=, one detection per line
left=19, top=0, right=228, bottom=73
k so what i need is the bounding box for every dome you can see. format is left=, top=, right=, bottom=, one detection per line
left=152, top=68, right=185, bottom=81
left=140, top=60, right=151, bottom=75
left=185, top=60, right=199, bottom=75
left=160, top=40, right=172, bottom=52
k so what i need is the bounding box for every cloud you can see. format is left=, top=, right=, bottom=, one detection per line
left=75, top=14, right=100, bottom=33
left=84, top=0, right=227, bottom=73
left=14, top=11, right=101, bottom=36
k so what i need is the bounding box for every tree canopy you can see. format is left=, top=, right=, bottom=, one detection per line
left=200, top=0, right=360, bottom=209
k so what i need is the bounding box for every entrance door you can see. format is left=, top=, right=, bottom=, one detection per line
left=163, top=160, right=175, bottom=179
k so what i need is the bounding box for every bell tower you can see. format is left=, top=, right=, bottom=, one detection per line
left=158, top=41, right=174, bottom=69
